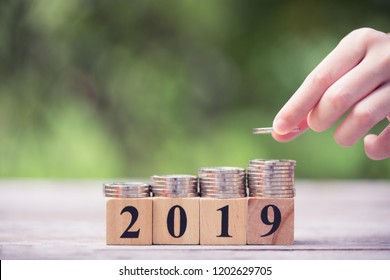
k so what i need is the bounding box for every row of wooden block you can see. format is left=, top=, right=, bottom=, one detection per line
left=106, top=197, right=294, bottom=245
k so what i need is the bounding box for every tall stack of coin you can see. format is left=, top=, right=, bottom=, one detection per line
left=199, top=167, right=246, bottom=198
left=150, top=175, right=198, bottom=197
left=247, top=159, right=296, bottom=198
left=103, top=182, right=151, bottom=198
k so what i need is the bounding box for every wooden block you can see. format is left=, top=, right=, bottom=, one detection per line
left=247, top=197, right=294, bottom=245
left=106, top=197, right=153, bottom=245
left=200, top=198, right=247, bottom=245
left=153, top=197, right=200, bottom=244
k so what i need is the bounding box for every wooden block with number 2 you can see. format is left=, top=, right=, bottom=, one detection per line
left=106, top=198, right=153, bottom=245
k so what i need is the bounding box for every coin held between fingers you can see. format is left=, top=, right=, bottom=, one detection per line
left=253, top=127, right=300, bottom=134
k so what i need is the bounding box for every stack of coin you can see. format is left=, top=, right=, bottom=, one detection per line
left=247, top=159, right=296, bottom=198
left=150, top=175, right=198, bottom=197
left=199, top=167, right=246, bottom=198
left=103, top=182, right=151, bottom=198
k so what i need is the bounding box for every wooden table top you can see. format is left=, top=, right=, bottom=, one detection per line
left=1, top=180, right=389, bottom=259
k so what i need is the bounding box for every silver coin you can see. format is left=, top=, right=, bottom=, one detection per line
left=248, top=186, right=294, bottom=191
left=151, top=174, right=197, bottom=180
left=152, top=191, right=198, bottom=195
left=248, top=163, right=295, bottom=168
left=104, top=191, right=150, bottom=196
left=249, top=189, right=295, bottom=194
left=199, top=167, right=245, bottom=173
left=105, top=193, right=151, bottom=198
left=201, top=193, right=247, bottom=198
left=248, top=185, right=294, bottom=191
left=104, top=190, right=151, bottom=194
left=247, top=166, right=294, bottom=171
left=104, top=182, right=150, bottom=189
left=248, top=180, right=294, bottom=185
left=151, top=188, right=198, bottom=193
left=247, top=173, right=294, bottom=178
left=248, top=183, right=295, bottom=188
left=250, top=188, right=295, bottom=194
left=153, top=192, right=199, bottom=198
left=103, top=182, right=150, bottom=197
left=151, top=182, right=197, bottom=188
left=248, top=176, right=294, bottom=182
left=152, top=191, right=198, bottom=196
left=104, top=189, right=151, bottom=195
left=201, top=187, right=246, bottom=193
left=200, top=175, right=245, bottom=180
left=247, top=164, right=294, bottom=169
left=200, top=183, right=245, bottom=188
left=199, top=181, right=246, bottom=187
left=151, top=179, right=198, bottom=184
left=249, top=159, right=296, bottom=165
left=247, top=169, right=294, bottom=174
left=199, top=178, right=246, bottom=185
left=151, top=181, right=197, bottom=186
left=249, top=193, right=295, bottom=198
left=151, top=183, right=197, bottom=187
left=200, top=181, right=245, bottom=186
left=151, top=186, right=197, bottom=191
left=104, top=184, right=150, bottom=189
left=253, top=127, right=300, bottom=134
left=248, top=182, right=294, bottom=187
left=199, top=172, right=246, bottom=180
left=201, top=193, right=247, bottom=197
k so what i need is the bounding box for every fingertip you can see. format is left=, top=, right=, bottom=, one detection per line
left=272, top=130, right=304, bottom=142
left=272, top=132, right=292, bottom=142
left=364, top=134, right=377, bottom=145
left=273, top=118, right=291, bottom=135
left=364, top=134, right=382, bottom=160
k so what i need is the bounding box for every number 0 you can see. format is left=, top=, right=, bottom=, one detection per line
left=167, top=205, right=187, bottom=238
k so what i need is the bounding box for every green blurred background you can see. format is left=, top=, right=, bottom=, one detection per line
left=0, top=0, right=389, bottom=179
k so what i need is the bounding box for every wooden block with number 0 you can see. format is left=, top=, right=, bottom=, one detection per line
left=153, top=197, right=200, bottom=244
left=200, top=198, right=247, bottom=245
left=247, top=197, right=294, bottom=245
left=106, top=198, right=153, bottom=245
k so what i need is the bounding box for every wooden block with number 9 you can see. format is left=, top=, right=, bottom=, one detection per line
left=106, top=198, right=153, bottom=245
left=247, top=197, right=294, bottom=245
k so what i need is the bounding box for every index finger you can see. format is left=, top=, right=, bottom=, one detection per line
left=273, top=29, right=371, bottom=135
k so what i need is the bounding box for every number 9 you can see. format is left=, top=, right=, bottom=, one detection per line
left=260, top=204, right=281, bottom=237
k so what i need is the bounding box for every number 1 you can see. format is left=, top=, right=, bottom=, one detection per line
left=217, top=205, right=232, bottom=237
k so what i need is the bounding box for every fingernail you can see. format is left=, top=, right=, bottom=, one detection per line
left=273, top=118, right=290, bottom=135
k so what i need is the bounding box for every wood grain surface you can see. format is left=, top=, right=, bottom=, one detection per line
left=1, top=180, right=390, bottom=259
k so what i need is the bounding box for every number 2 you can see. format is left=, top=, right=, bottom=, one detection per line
left=120, top=206, right=140, bottom=238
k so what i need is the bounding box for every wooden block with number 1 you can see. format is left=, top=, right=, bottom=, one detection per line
left=106, top=197, right=153, bottom=245
left=247, top=197, right=294, bottom=245
left=200, top=198, right=247, bottom=245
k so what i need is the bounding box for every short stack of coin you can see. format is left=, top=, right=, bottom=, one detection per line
left=103, top=182, right=151, bottom=198
left=247, top=159, right=296, bottom=198
left=150, top=175, right=198, bottom=197
left=199, top=167, right=246, bottom=198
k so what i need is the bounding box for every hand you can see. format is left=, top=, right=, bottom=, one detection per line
left=272, top=28, right=390, bottom=160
